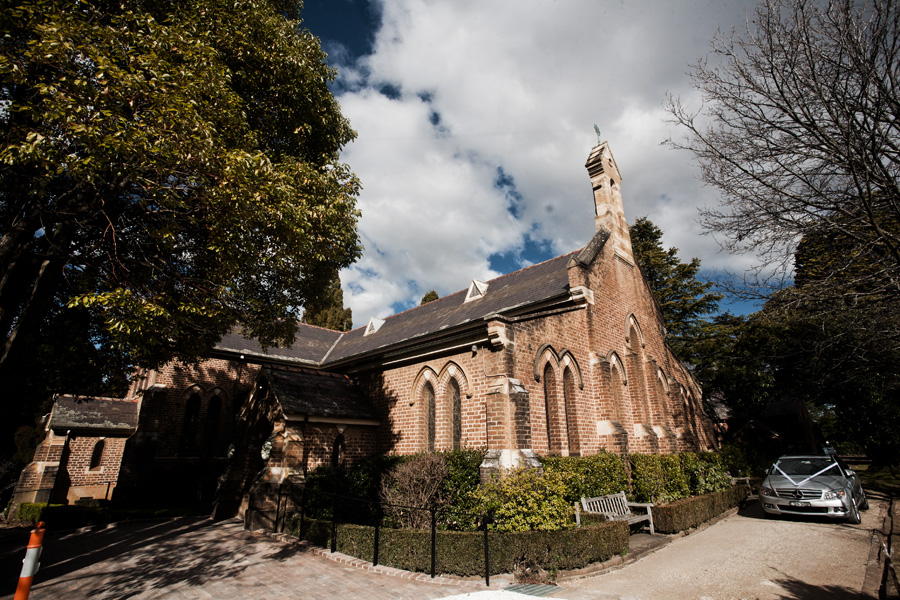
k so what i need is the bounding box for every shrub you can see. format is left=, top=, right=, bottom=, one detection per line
left=539, top=452, right=630, bottom=503
left=679, top=452, right=733, bottom=496
left=438, top=448, right=485, bottom=531
left=16, top=503, right=111, bottom=529
left=473, top=468, right=572, bottom=532
left=630, top=453, right=690, bottom=503
left=291, top=515, right=629, bottom=576
left=381, top=453, right=448, bottom=529
left=652, top=485, right=748, bottom=533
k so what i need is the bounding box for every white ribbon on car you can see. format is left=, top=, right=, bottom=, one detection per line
left=773, top=461, right=839, bottom=487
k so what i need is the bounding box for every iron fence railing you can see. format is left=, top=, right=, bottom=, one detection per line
left=293, top=488, right=497, bottom=586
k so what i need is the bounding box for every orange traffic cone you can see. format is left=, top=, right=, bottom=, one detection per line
left=14, top=521, right=45, bottom=600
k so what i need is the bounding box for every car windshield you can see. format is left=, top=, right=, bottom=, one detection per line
left=773, top=457, right=841, bottom=477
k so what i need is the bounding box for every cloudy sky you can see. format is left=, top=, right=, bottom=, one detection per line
left=300, top=0, right=761, bottom=327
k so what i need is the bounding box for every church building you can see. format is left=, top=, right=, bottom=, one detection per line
left=12, top=143, right=718, bottom=523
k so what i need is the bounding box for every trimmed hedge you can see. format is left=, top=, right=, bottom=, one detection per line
left=17, top=503, right=111, bottom=529
left=293, top=517, right=629, bottom=576
left=652, top=485, right=748, bottom=534
left=539, top=452, right=630, bottom=503
left=16, top=502, right=201, bottom=529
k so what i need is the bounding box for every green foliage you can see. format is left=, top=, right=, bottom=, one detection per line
left=629, top=453, right=690, bottom=503
left=539, top=452, right=629, bottom=503
left=473, top=469, right=573, bottom=532
left=717, top=442, right=772, bottom=478
left=0, top=0, right=361, bottom=373
left=420, top=290, right=439, bottom=305
left=301, top=274, right=353, bottom=332
left=678, top=452, right=733, bottom=496
left=629, top=217, right=722, bottom=362
left=292, top=515, right=628, bottom=576
left=438, top=448, right=486, bottom=531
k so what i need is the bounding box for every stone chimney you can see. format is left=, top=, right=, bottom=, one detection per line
left=585, top=142, right=634, bottom=260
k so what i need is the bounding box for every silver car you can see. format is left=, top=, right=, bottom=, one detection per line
left=759, top=454, right=868, bottom=524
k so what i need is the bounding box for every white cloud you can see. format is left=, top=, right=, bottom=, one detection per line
left=334, top=0, right=759, bottom=325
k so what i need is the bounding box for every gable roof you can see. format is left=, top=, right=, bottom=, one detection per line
left=214, top=247, right=589, bottom=368
left=261, top=367, right=378, bottom=423
left=216, top=323, right=342, bottom=365
left=49, top=396, right=139, bottom=434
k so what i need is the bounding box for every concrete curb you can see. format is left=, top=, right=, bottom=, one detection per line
left=861, top=498, right=890, bottom=599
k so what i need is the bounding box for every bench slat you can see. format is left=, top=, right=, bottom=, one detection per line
left=581, top=491, right=654, bottom=535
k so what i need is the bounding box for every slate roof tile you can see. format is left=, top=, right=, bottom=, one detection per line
left=50, top=396, right=139, bottom=433
left=262, top=367, right=377, bottom=422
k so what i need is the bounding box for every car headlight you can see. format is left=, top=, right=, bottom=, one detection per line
left=760, top=486, right=774, bottom=496
left=824, top=488, right=846, bottom=499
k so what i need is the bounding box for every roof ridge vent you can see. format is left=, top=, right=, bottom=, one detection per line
left=364, top=317, right=386, bottom=336
left=465, top=279, right=489, bottom=302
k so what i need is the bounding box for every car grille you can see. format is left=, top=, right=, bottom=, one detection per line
left=781, top=505, right=829, bottom=514
left=774, top=488, right=822, bottom=499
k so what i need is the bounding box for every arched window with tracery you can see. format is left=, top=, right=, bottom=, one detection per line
left=450, top=379, right=462, bottom=450
left=543, top=362, right=561, bottom=454
left=89, top=439, right=104, bottom=470
left=425, top=382, right=436, bottom=452
left=563, top=367, right=579, bottom=455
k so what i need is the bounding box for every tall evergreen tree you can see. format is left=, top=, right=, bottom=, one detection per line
left=301, top=275, right=353, bottom=332
left=629, top=217, right=722, bottom=362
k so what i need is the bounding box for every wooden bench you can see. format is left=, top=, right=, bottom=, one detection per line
left=581, top=491, right=655, bottom=535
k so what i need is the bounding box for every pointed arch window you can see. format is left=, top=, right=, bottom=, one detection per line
left=180, top=390, right=202, bottom=456
left=332, top=433, right=346, bottom=469
left=89, top=439, right=105, bottom=470
left=204, top=392, right=223, bottom=456
left=543, top=363, right=560, bottom=454
left=425, top=382, right=436, bottom=452
left=563, top=368, right=579, bottom=455
left=450, top=379, right=462, bottom=450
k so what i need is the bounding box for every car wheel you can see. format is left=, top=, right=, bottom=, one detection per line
left=848, top=501, right=861, bottom=525
left=860, top=492, right=869, bottom=511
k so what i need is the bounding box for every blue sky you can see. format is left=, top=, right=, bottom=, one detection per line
left=299, top=0, right=763, bottom=325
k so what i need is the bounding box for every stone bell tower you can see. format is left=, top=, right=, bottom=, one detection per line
left=585, top=142, right=634, bottom=260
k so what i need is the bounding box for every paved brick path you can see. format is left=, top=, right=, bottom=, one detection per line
left=0, top=517, right=498, bottom=600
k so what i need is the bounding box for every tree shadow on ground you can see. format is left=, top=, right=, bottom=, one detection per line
left=1, top=517, right=309, bottom=599
left=772, top=577, right=858, bottom=599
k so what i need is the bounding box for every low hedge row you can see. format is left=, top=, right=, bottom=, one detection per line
left=16, top=503, right=201, bottom=529
left=652, top=485, right=748, bottom=533
left=294, top=517, right=629, bottom=576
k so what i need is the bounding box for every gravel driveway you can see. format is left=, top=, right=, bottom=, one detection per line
left=0, top=494, right=884, bottom=599
left=554, top=495, right=884, bottom=600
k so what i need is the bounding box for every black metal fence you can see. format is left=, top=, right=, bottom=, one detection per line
left=294, top=488, right=497, bottom=586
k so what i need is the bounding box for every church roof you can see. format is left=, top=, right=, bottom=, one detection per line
left=215, top=248, right=581, bottom=367
left=49, top=396, right=139, bottom=434
left=324, top=250, right=578, bottom=364
left=261, top=367, right=378, bottom=422
left=216, top=323, right=342, bottom=365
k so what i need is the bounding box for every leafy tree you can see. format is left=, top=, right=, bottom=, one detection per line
left=420, top=290, right=439, bottom=305
left=0, top=0, right=362, bottom=380
left=629, top=217, right=722, bottom=361
left=301, top=274, right=353, bottom=332
left=667, top=0, right=900, bottom=307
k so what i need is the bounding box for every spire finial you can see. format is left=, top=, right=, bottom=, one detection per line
left=593, top=124, right=602, bottom=144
